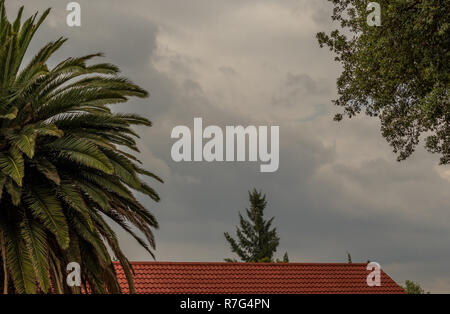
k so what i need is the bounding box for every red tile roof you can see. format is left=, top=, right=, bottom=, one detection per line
left=114, top=262, right=405, bottom=294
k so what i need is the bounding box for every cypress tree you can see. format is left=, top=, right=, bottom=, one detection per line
left=224, top=189, right=288, bottom=263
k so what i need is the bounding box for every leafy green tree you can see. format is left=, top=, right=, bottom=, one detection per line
left=0, top=2, right=161, bottom=293
left=403, top=280, right=428, bottom=294
left=317, top=0, right=449, bottom=164
left=224, top=189, right=288, bottom=263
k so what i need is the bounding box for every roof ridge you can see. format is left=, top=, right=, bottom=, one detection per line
left=116, top=261, right=370, bottom=266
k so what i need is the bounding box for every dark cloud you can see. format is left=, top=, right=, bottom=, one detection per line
left=218, top=66, right=237, bottom=77
left=271, top=73, right=331, bottom=114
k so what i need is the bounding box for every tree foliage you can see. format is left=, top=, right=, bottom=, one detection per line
left=0, top=1, right=162, bottom=293
left=403, top=280, right=428, bottom=294
left=224, top=189, right=288, bottom=263
left=317, top=0, right=449, bottom=164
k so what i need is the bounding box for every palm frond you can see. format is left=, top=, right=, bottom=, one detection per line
left=0, top=2, right=161, bottom=294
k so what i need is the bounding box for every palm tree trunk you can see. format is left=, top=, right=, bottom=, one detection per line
left=0, top=231, right=8, bottom=294
left=50, top=258, right=63, bottom=294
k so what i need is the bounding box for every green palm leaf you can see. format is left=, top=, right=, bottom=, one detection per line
left=4, top=221, right=36, bottom=294
left=7, top=125, right=37, bottom=158
left=34, top=157, right=61, bottom=185
left=0, top=147, right=24, bottom=186
left=0, top=106, right=18, bottom=119
left=21, top=214, right=50, bottom=293
left=46, top=136, right=114, bottom=174
left=4, top=179, right=22, bottom=206
left=24, top=186, right=69, bottom=249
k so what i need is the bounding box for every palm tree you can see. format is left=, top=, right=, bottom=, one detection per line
left=0, top=2, right=162, bottom=293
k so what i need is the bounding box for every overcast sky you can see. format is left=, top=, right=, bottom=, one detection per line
left=6, top=0, right=450, bottom=293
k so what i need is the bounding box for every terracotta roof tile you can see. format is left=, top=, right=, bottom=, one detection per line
left=114, top=262, right=405, bottom=294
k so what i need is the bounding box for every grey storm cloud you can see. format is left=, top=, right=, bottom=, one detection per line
left=5, top=0, right=450, bottom=292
